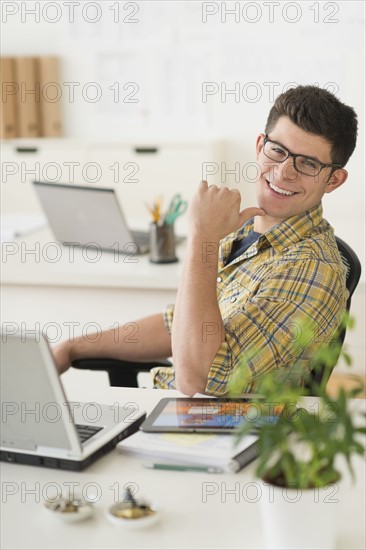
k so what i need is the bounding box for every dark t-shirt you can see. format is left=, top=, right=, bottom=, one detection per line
left=226, top=230, right=262, bottom=265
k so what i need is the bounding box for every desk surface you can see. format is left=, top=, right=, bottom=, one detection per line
left=1, top=370, right=365, bottom=550
left=1, top=227, right=185, bottom=290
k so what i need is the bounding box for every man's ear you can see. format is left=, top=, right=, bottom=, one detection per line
left=256, top=134, right=265, bottom=159
left=324, top=168, right=348, bottom=194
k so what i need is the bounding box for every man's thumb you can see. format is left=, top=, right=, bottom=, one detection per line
left=239, top=207, right=266, bottom=226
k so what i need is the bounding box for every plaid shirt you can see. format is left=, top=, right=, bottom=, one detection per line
left=151, top=203, right=348, bottom=395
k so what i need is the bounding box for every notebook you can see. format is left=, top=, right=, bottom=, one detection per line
left=32, top=181, right=150, bottom=254
left=0, top=332, right=146, bottom=470
left=117, top=430, right=260, bottom=473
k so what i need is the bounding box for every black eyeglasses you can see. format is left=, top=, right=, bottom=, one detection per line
left=263, top=135, right=342, bottom=177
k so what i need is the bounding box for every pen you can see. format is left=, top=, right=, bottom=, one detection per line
left=145, top=196, right=163, bottom=224
left=143, top=463, right=224, bottom=474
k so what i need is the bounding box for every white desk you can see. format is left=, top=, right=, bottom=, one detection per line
left=1, top=227, right=185, bottom=290
left=1, top=227, right=184, bottom=346
left=1, top=371, right=365, bottom=550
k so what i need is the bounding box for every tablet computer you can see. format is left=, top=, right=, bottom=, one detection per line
left=140, top=397, right=284, bottom=433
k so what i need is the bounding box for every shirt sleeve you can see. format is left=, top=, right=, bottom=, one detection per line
left=204, top=258, right=348, bottom=396
left=149, top=303, right=176, bottom=389
left=162, top=303, right=175, bottom=335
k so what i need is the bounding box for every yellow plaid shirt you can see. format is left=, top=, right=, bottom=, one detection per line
left=151, top=203, right=348, bottom=395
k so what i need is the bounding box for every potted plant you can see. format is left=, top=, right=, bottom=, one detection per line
left=229, top=316, right=366, bottom=550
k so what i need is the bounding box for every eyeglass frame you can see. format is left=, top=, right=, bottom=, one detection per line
left=262, top=134, right=343, bottom=177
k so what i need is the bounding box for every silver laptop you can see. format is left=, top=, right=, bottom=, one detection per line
left=0, top=332, right=146, bottom=470
left=32, top=181, right=150, bottom=254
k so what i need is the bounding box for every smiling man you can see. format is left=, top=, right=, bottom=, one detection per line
left=54, top=85, right=358, bottom=397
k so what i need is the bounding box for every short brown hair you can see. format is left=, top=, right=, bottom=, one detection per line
left=265, top=86, right=358, bottom=167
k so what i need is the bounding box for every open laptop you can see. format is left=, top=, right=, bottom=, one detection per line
left=32, top=181, right=150, bottom=255
left=0, top=332, right=146, bottom=470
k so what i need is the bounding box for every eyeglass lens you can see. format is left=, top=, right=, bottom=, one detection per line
left=264, top=140, right=321, bottom=176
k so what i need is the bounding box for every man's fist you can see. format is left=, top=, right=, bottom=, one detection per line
left=188, top=180, right=265, bottom=241
left=52, top=341, right=73, bottom=375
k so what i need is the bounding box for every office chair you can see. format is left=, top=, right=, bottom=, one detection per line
left=304, top=236, right=361, bottom=390
left=71, top=236, right=362, bottom=391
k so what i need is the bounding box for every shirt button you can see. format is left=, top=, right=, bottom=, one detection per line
left=230, top=296, right=237, bottom=303
left=217, top=276, right=222, bottom=283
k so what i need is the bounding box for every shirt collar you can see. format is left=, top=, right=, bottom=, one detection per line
left=219, top=202, right=324, bottom=267
left=264, top=202, right=324, bottom=252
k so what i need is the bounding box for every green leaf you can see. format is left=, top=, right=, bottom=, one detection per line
left=228, top=314, right=366, bottom=489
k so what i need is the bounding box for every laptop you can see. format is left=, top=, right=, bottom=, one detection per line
left=0, top=332, right=146, bottom=470
left=32, top=181, right=150, bottom=255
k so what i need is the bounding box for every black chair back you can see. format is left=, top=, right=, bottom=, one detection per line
left=307, top=236, right=362, bottom=388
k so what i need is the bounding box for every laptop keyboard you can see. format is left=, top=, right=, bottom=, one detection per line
left=132, top=230, right=186, bottom=246
left=76, top=424, right=103, bottom=443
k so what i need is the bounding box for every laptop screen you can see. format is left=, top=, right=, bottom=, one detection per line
left=32, top=181, right=141, bottom=253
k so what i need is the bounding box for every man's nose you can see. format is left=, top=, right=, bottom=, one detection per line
left=275, top=157, right=300, bottom=183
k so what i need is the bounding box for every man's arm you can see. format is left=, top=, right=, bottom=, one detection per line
left=53, top=313, right=172, bottom=374
left=171, top=231, right=224, bottom=395
left=172, top=181, right=264, bottom=395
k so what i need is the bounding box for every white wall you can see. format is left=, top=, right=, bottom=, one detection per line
left=2, top=1, right=364, bottom=268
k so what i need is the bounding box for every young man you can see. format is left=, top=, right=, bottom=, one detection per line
left=54, top=85, right=358, bottom=396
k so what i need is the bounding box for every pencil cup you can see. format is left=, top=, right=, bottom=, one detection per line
left=149, top=223, right=178, bottom=264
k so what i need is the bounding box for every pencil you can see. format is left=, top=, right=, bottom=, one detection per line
left=143, top=463, right=223, bottom=474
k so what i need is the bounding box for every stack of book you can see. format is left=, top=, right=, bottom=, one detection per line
left=117, top=430, right=260, bottom=474
left=0, top=56, right=63, bottom=139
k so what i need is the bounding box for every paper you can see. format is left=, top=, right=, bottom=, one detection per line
left=0, top=214, right=46, bottom=242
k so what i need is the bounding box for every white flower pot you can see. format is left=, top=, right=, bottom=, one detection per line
left=259, top=479, right=339, bottom=550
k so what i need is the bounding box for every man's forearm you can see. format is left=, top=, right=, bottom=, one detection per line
left=54, top=313, right=172, bottom=373
left=172, top=233, right=225, bottom=395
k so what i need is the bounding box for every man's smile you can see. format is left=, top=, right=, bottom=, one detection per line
left=265, top=178, right=299, bottom=197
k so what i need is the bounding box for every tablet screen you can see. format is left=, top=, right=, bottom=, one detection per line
left=140, top=398, right=283, bottom=433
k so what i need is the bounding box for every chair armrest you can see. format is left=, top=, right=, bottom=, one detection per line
left=71, top=358, right=173, bottom=388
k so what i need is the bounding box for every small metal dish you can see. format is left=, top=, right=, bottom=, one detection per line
left=106, top=501, right=160, bottom=529
left=44, top=496, right=94, bottom=522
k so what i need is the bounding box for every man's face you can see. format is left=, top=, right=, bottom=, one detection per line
left=255, top=116, right=347, bottom=230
